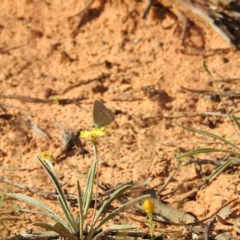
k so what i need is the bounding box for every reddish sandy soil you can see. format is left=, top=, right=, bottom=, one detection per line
left=1, top=0, right=240, bottom=239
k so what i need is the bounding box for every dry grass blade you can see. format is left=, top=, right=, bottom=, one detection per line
left=0, top=184, right=7, bottom=211
left=177, top=148, right=236, bottom=159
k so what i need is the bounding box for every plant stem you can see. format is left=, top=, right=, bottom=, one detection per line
left=148, top=212, right=155, bottom=240
left=87, top=137, right=99, bottom=240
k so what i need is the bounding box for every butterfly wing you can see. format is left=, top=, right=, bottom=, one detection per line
left=93, top=100, right=115, bottom=128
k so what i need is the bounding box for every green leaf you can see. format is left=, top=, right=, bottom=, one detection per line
left=206, top=158, right=236, bottom=184
left=36, top=155, right=78, bottom=233
left=6, top=193, right=69, bottom=230
left=57, top=197, right=79, bottom=234
left=89, top=194, right=150, bottom=240
left=33, top=222, right=76, bottom=240
left=54, top=222, right=78, bottom=240
left=77, top=181, right=84, bottom=240
left=32, top=222, right=59, bottom=232
left=175, top=122, right=240, bottom=152
left=83, top=159, right=97, bottom=218
left=92, top=184, right=132, bottom=226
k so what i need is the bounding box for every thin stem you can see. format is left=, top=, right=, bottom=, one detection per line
left=87, top=137, right=99, bottom=239
left=148, top=212, right=155, bottom=240
left=201, top=59, right=239, bottom=136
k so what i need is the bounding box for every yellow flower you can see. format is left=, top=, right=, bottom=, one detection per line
left=143, top=198, right=155, bottom=214
left=39, top=152, right=55, bottom=173
left=80, top=127, right=107, bottom=138
left=40, top=152, right=55, bottom=163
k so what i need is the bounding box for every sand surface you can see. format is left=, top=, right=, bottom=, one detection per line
left=1, top=0, right=240, bottom=238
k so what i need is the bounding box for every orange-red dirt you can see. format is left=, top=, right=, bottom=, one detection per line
left=0, top=0, right=240, bottom=238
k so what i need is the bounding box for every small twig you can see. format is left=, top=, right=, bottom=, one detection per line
left=142, top=0, right=153, bottom=19
left=214, top=77, right=240, bottom=82
left=226, top=180, right=240, bottom=193
left=70, top=0, right=95, bottom=37
left=109, top=231, right=163, bottom=240
left=0, top=175, right=78, bottom=202
left=0, top=45, right=25, bottom=55
left=174, top=9, right=188, bottom=45
left=0, top=102, right=29, bottom=113
left=0, top=164, right=36, bottom=171
left=183, top=158, right=240, bottom=167
left=157, top=161, right=180, bottom=195
left=0, top=94, right=51, bottom=103
left=204, top=217, right=215, bottom=240
left=200, top=198, right=238, bottom=222
left=144, top=112, right=240, bottom=120
left=197, top=112, right=240, bottom=118
left=9, top=231, right=59, bottom=240
left=0, top=94, right=86, bottom=104
left=181, top=86, right=240, bottom=97
left=60, top=73, right=110, bottom=94
left=111, top=96, right=143, bottom=101
left=69, top=0, right=95, bottom=18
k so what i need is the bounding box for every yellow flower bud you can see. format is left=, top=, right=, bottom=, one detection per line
left=143, top=198, right=155, bottom=214
left=40, top=152, right=55, bottom=163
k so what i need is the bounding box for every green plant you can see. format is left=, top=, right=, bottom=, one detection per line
left=7, top=108, right=150, bottom=239
left=176, top=60, right=240, bottom=186
left=143, top=198, right=156, bottom=240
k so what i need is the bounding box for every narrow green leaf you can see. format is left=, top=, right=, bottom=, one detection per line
left=77, top=181, right=84, bottom=240
left=6, top=193, right=68, bottom=229
left=58, top=197, right=79, bottom=234
left=89, top=194, right=150, bottom=240
left=54, top=222, right=78, bottom=240
left=83, top=160, right=97, bottom=217
left=33, top=222, right=76, bottom=240
left=33, top=222, right=59, bottom=232
left=175, top=122, right=240, bottom=152
left=92, top=184, right=132, bottom=226
left=207, top=158, right=236, bottom=184
left=36, top=155, right=78, bottom=232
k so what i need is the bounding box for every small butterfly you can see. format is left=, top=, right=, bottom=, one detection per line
left=93, top=100, right=115, bottom=128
